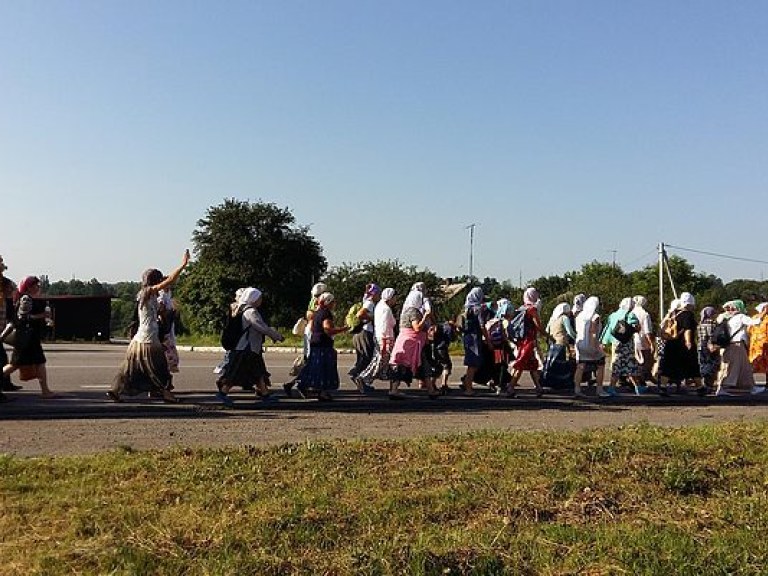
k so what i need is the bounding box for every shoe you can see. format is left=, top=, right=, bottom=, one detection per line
left=353, top=378, right=366, bottom=393
left=242, top=385, right=256, bottom=392
left=162, top=393, right=181, bottom=404
left=283, top=382, right=294, bottom=397
left=215, top=391, right=234, bottom=406
left=634, top=385, right=648, bottom=395
left=106, top=391, right=122, bottom=403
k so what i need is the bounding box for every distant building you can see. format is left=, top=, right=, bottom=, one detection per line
left=38, top=295, right=112, bottom=341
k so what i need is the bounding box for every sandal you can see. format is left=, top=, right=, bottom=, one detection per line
left=106, top=391, right=122, bottom=403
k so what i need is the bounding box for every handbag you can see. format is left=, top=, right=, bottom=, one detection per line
left=291, top=317, right=308, bottom=336
left=288, top=354, right=305, bottom=376
left=611, top=312, right=637, bottom=344
left=1, top=321, right=33, bottom=349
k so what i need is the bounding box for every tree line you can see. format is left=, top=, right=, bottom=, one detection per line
left=35, top=199, right=768, bottom=337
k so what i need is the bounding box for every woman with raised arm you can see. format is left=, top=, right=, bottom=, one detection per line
left=108, top=250, right=190, bottom=403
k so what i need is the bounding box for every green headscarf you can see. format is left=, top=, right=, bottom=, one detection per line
left=732, top=300, right=747, bottom=314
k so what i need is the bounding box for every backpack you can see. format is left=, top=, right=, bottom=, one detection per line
left=660, top=312, right=680, bottom=341
left=345, top=302, right=364, bottom=333
left=486, top=318, right=506, bottom=348
left=611, top=312, right=637, bottom=344
left=506, top=309, right=527, bottom=343
left=221, top=309, right=248, bottom=351
left=710, top=320, right=742, bottom=348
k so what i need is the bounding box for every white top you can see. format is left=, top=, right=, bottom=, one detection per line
left=632, top=306, right=653, bottom=351
left=362, top=298, right=376, bottom=334
left=236, top=307, right=282, bottom=353
left=726, top=313, right=761, bottom=344
left=575, top=313, right=604, bottom=362
left=132, top=290, right=159, bottom=344
left=373, top=300, right=396, bottom=341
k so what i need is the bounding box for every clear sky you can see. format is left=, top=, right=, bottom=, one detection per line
left=1, top=1, right=767, bottom=285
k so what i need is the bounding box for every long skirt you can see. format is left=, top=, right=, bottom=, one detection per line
left=542, top=343, right=574, bottom=389
left=512, top=334, right=539, bottom=372
left=359, top=341, right=391, bottom=384
left=611, top=340, right=639, bottom=379
left=217, top=349, right=267, bottom=389
left=716, top=343, right=755, bottom=392
left=113, top=340, right=172, bottom=396
left=349, top=330, right=375, bottom=378
left=297, top=347, right=340, bottom=392
left=391, top=328, right=426, bottom=372
left=162, top=333, right=180, bottom=373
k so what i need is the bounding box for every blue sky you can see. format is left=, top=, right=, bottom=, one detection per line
left=1, top=1, right=767, bottom=285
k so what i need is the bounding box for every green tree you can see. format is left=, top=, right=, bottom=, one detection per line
left=177, top=199, right=326, bottom=332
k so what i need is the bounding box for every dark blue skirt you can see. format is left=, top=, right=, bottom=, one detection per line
left=297, top=347, right=340, bottom=392
left=542, top=344, right=575, bottom=389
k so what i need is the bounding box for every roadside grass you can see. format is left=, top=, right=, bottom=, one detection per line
left=2, top=422, right=768, bottom=575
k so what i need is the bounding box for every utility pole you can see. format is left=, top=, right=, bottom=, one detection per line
left=465, top=223, right=476, bottom=281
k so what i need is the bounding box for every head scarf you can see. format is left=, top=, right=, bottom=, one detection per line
left=311, top=283, right=327, bottom=297
left=410, top=282, right=426, bottom=294
left=234, top=287, right=245, bottom=301
left=668, top=299, right=680, bottom=313
left=575, top=296, right=600, bottom=334
left=464, top=287, right=484, bottom=311
left=18, top=276, right=40, bottom=295
left=572, top=293, right=586, bottom=315
left=619, top=297, right=634, bottom=312
left=381, top=288, right=396, bottom=302
left=700, top=306, right=716, bottom=322
left=404, top=290, right=423, bottom=311
left=318, top=292, right=335, bottom=306
left=546, top=303, right=570, bottom=333
left=141, top=269, right=162, bottom=288
left=364, top=283, right=381, bottom=299
left=679, top=292, right=695, bottom=309
left=239, top=287, right=262, bottom=307
left=523, top=287, right=540, bottom=307
left=732, top=300, right=747, bottom=314
left=633, top=295, right=647, bottom=308
left=757, top=302, right=768, bottom=314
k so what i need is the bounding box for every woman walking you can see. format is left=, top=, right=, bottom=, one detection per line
left=508, top=287, right=548, bottom=398
left=215, top=287, right=284, bottom=405
left=109, top=250, right=190, bottom=403
left=296, top=292, right=348, bottom=401
left=389, top=290, right=430, bottom=399
left=714, top=300, right=766, bottom=395
left=542, top=302, right=576, bottom=390
left=359, top=287, right=397, bottom=388
left=1, top=275, right=56, bottom=398
left=748, top=302, right=768, bottom=386
left=658, top=292, right=701, bottom=394
left=573, top=296, right=609, bottom=398
left=460, top=287, right=488, bottom=396
left=349, top=283, right=381, bottom=392
left=697, top=306, right=720, bottom=391
left=601, top=297, right=639, bottom=396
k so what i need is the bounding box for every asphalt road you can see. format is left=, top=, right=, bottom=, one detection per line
left=1, top=343, right=767, bottom=456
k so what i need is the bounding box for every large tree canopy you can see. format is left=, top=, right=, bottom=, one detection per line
left=177, top=199, right=326, bottom=331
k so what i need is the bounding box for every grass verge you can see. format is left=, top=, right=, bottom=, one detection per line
left=2, top=422, right=768, bottom=575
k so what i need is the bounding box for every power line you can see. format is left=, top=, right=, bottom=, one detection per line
left=665, top=244, right=768, bottom=266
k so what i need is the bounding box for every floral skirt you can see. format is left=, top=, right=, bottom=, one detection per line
left=359, top=341, right=391, bottom=384
left=611, top=341, right=639, bottom=379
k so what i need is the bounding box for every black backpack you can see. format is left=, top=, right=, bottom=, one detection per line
left=220, top=309, right=248, bottom=351
left=710, top=320, right=742, bottom=348
left=611, top=312, right=637, bottom=344
left=506, top=309, right=527, bottom=343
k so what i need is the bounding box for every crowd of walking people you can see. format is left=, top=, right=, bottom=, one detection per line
left=2, top=249, right=768, bottom=406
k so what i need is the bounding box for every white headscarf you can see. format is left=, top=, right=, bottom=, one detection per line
left=546, top=303, right=570, bottom=333
left=619, top=297, right=634, bottom=312
left=410, top=282, right=426, bottom=294
left=757, top=302, right=768, bottom=314
left=404, top=290, right=423, bottom=311
left=464, top=287, right=484, bottom=310
left=572, top=293, right=586, bottom=315
left=381, top=288, right=396, bottom=302
left=523, top=287, right=539, bottom=307
left=575, top=296, right=600, bottom=343
left=239, top=287, right=262, bottom=307
left=633, top=295, right=647, bottom=308
left=679, top=292, right=695, bottom=309
left=311, top=283, right=327, bottom=297
left=318, top=292, right=335, bottom=306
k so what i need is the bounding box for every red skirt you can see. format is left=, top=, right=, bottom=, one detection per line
left=512, top=336, right=539, bottom=371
